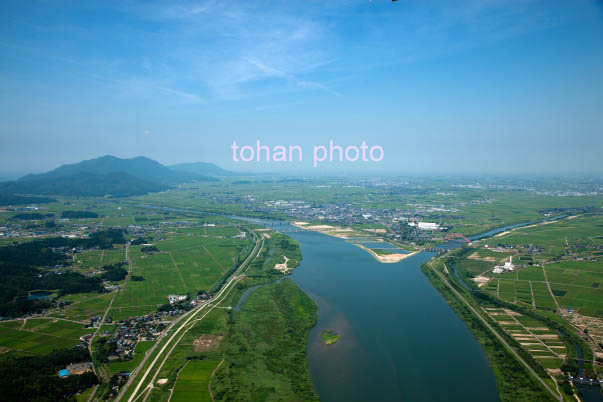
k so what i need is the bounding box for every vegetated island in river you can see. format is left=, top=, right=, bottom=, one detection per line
left=321, top=330, right=341, bottom=345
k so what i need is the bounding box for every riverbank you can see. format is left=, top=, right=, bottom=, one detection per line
left=292, top=221, right=359, bottom=239
left=356, top=244, right=421, bottom=263
left=421, top=259, right=560, bottom=401
left=292, top=221, right=421, bottom=263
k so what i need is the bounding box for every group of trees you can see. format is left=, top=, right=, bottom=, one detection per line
left=277, top=238, right=297, bottom=251
left=61, top=210, right=99, bottom=219
left=100, top=262, right=128, bottom=282
left=130, top=237, right=149, bottom=245
left=94, top=337, right=118, bottom=363
left=0, top=265, right=103, bottom=317
left=0, top=347, right=98, bottom=401
left=140, top=245, right=159, bottom=254
left=158, top=297, right=194, bottom=313
left=10, top=212, right=54, bottom=220
left=0, top=193, right=55, bottom=206
left=0, top=229, right=126, bottom=318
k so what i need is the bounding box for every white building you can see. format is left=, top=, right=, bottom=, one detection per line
left=493, top=256, right=515, bottom=274
left=503, top=256, right=515, bottom=270
left=168, top=294, right=187, bottom=304
left=417, top=222, right=439, bottom=230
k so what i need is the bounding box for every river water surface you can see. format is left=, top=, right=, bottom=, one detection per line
left=239, top=219, right=500, bottom=401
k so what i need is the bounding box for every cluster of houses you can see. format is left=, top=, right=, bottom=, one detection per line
left=101, top=315, right=168, bottom=362
left=125, top=219, right=206, bottom=237
left=86, top=315, right=103, bottom=328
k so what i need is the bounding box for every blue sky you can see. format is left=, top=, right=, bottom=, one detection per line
left=1, top=0, right=602, bottom=175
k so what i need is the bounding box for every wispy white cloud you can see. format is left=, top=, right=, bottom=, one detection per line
left=160, top=0, right=218, bottom=18
left=1, top=0, right=588, bottom=106
left=0, top=40, right=204, bottom=103
left=118, top=1, right=338, bottom=100
left=244, top=57, right=340, bottom=97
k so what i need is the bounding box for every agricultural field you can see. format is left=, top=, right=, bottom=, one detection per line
left=110, top=226, right=250, bottom=320
left=0, top=318, right=92, bottom=355
left=171, top=359, right=220, bottom=402
left=55, top=292, right=114, bottom=321
left=451, top=213, right=603, bottom=381
left=484, top=306, right=569, bottom=381
left=75, top=248, right=126, bottom=273
left=457, top=215, right=603, bottom=318
left=0, top=196, right=263, bottom=401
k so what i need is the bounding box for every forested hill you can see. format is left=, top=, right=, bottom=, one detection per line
left=0, top=155, right=219, bottom=197
left=0, top=171, right=166, bottom=197
left=19, top=155, right=215, bottom=185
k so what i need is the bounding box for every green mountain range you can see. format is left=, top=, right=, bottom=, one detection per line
left=0, top=155, right=229, bottom=197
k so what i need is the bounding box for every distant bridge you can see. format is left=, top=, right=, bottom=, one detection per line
left=445, top=233, right=471, bottom=243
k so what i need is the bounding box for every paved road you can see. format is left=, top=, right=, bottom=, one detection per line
left=116, top=234, right=263, bottom=402
left=88, top=243, right=131, bottom=402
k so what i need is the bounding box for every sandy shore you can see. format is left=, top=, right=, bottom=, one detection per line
left=356, top=244, right=420, bottom=263
left=293, top=222, right=420, bottom=262
left=292, top=222, right=357, bottom=239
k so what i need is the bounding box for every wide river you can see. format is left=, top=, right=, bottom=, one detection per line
left=244, top=219, right=500, bottom=402
left=140, top=207, right=595, bottom=400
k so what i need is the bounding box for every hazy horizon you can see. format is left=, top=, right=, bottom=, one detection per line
left=2, top=153, right=603, bottom=181
left=1, top=0, right=602, bottom=175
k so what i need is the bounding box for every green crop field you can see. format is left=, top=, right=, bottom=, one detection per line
left=0, top=319, right=92, bottom=355
left=517, top=266, right=545, bottom=281
left=76, top=250, right=103, bottom=269
left=484, top=215, right=603, bottom=258
left=171, top=359, right=219, bottom=402
left=55, top=292, right=113, bottom=321
left=461, top=214, right=603, bottom=318
left=455, top=257, right=491, bottom=275
left=75, top=248, right=126, bottom=274
left=498, top=280, right=516, bottom=302
left=110, top=227, right=251, bottom=320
